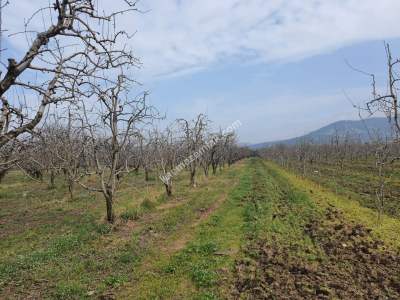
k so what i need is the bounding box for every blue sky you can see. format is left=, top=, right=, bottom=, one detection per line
left=147, top=39, right=400, bottom=143
left=3, top=0, right=400, bottom=143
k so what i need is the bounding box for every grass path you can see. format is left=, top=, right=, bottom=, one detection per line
left=116, top=162, right=249, bottom=299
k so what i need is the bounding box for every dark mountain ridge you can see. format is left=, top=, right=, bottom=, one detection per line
left=250, top=117, right=392, bottom=149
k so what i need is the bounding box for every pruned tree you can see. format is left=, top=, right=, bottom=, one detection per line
left=0, top=139, right=20, bottom=183
left=202, top=130, right=235, bottom=175
left=200, top=132, right=217, bottom=177
left=222, top=132, right=237, bottom=167
left=78, top=74, right=155, bottom=223
left=178, top=114, right=208, bottom=187
left=61, top=112, right=88, bottom=200
left=0, top=0, right=139, bottom=148
left=153, top=126, right=180, bottom=196
left=295, top=138, right=312, bottom=176
left=39, top=111, right=88, bottom=199
left=369, top=136, right=395, bottom=220
left=138, top=133, right=154, bottom=181
left=357, top=44, right=400, bottom=217
left=367, top=44, right=399, bottom=138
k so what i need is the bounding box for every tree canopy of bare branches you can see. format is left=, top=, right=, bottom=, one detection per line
left=78, top=74, right=156, bottom=223
left=0, top=0, right=139, bottom=147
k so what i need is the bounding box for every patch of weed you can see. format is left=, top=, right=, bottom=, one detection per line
left=140, top=198, right=156, bottom=211
left=190, top=263, right=217, bottom=288
left=117, top=251, right=138, bottom=264
left=53, top=281, right=87, bottom=300
left=95, top=223, right=112, bottom=234
left=120, top=208, right=141, bottom=221
left=103, top=274, right=128, bottom=288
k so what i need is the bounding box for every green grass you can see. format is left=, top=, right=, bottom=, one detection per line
left=267, top=161, right=400, bottom=250
left=0, top=165, right=243, bottom=299
left=2, top=158, right=400, bottom=298
left=119, top=158, right=325, bottom=299
left=120, top=198, right=157, bottom=221
left=240, top=159, right=324, bottom=264
left=54, top=281, right=87, bottom=300
left=116, top=163, right=247, bottom=299
left=155, top=175, right=247, bottom=297
left=286, top=159, right=400, bottom=217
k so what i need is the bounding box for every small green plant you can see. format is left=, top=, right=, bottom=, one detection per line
left=54, top=282, right=86, bottom=300
left=96, top=223, right=112, bottom=234
left=195, top=291, right=219, bottom=300
left=103, top=274, right=128, bottom=288
left=120, top=208, right=142, bottom=221
left=156, top=193, right=168, bottom=204
left=208, top=215, right=221, bottom=227
left=188, top=242, right=218, bottom=255
left=140, top=198, right=156, bottom=211
left=162, top=263, right=178, bottom=274
left=52, top=235, right=81, bottom=252
left=190, top=263, right=217, bottom=288
left=117, top=252, right=137, bottom=264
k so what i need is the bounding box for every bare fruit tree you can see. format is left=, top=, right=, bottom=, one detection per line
left=0, top=0, right=139, bottom=148
left=79, top=75, right=155, bottom=223
left=201, top=130, right=235, bottom=176
left=350, top=43, right=400, bottom=217
left=178, top=114, right=208, bottom=187
left=44, top=111, right=88, bottom=199
left=138, top=132, right=154, bottom=181
left=0, top=139, right=20, bottom=183
left=350, top=43, right=400, bottom=139
left=153, top=126, right=180, bottom=196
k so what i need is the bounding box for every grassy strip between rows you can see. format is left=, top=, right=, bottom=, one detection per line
left=117, top=161, right=250, bottom=299
left=0, top=165, right=241, bottom=299
left=293, top=160, right=400, bottom=217
left=120, top=157, right=326, bottom=299
left=232, top=157, right=326, bottom=298
left=241, top=158, right=322, bottom=256
left=266, top=161, right=400, bottom=250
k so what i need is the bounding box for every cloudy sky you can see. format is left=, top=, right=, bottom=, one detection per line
left=3, top=0, right=400, bottom=143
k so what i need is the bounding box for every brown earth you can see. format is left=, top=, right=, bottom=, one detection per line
left=232, top=208, right=400, bottom=299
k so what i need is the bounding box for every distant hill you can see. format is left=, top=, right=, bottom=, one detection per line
left=249, top=117, right=392, bottom=149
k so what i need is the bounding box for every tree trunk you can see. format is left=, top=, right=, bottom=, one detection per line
left=134, top=166, right=139, bottom=174
left=203, top=166, right=209, bottom=177
left=0, top=168, right=8, bottom=184
left=49, top=170, right=56, bottom=189
left=212, top=164, right=217, bottom=175
left=105, top=193, right=115, bottom=223
left=190, top=168, right=196, bottom=187
left=68, top=179, right=74, bottom=201
left=164, top=183, right=172, bottom=197
left=145, top=168, right=149, bottom=181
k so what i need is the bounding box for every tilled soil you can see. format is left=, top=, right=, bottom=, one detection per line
left=232, top=208, right=400, bottom=299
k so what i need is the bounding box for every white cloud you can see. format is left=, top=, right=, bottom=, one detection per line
left=3, top=0, right=400, bottom=78
left=127, top=0, right=400, bottom=77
